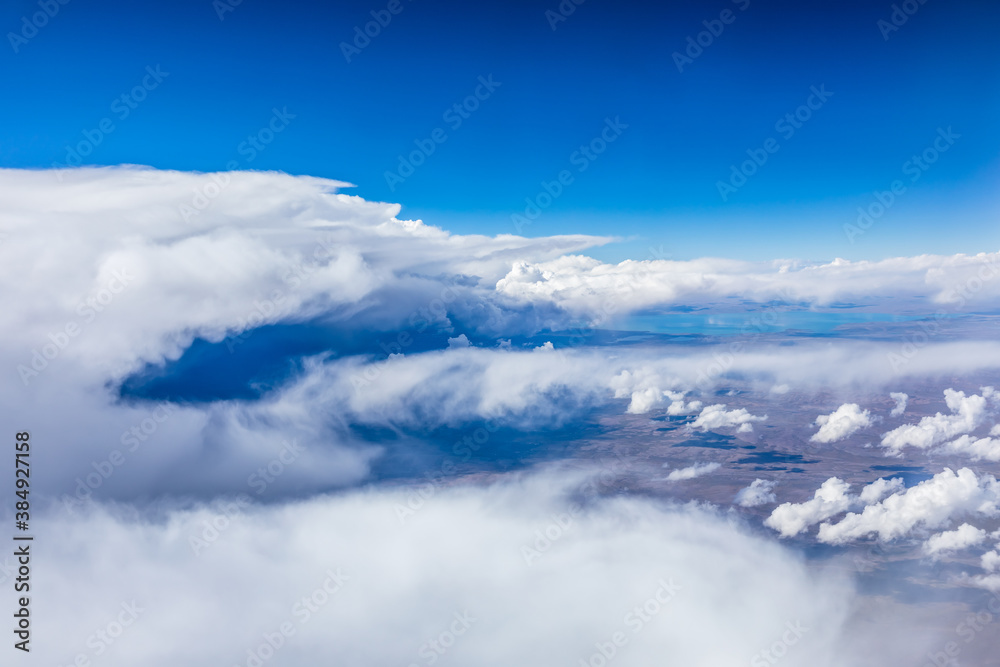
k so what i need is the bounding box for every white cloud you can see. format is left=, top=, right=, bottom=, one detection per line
left=817, top=468, right=1000, bottom=544
left=810, top=403, right=873, bottom=443
left=982, top=550, right=1000, bottom=572
left=890, top=392, right=908, bottom=417
left=923, top=523, right=987, bottom=559
left=609, top=371, right=702, bottom=416
left=858, top=477, right=905, bottom=505
left=880, top=388, right=998, bottom=455
left=689, top=404, right=766, bottom=432
left=941, top=434, right=1000, bottom=462
left=495, top=251, right=1000, bottom=320
left=764, top=478, right=854, bottom=538
left=447, top=334, right=470, bottom=348
left=22, top=469, right=882, bottom=667
left=665, top=462, right=720, bottom=482
left=735, top=479, right=777, bottom=507
left=0, top=166, right=607, bottom=377
left=764, top=477, right=904, bottom=538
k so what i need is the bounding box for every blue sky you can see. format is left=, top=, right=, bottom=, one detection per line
left=2, top=0, right=998, bottom=261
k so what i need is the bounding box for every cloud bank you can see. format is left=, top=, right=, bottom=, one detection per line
left=16, top=470, right=890, bottom=667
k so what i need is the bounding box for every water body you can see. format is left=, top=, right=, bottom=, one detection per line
left=620, top=311, right=938, bottom=336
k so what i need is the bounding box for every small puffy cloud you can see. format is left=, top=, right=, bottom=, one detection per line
left=764, top=478, right=853, bottom=537
left=770, top=384, right=790, bottom=395
left=982, top=550, right=1000, bottom=572
left=609, top=371, right=701, bottom=416
left=890, top=392, right=908, bottom=417
left=690, top=404, right=766, bottom=432
left=923, top=524, right=987, bottom=559
left=735, top=479, right=777, bottom=507
left=964, top=573, right=1000, bottom=592
left=764, top=476, right=903, bottom=538
left=666, top=462, right=721, bottom=482
left=817, top=468, right=1000, bottom=544
left=447, top=334, right=470, bottom=349
left=663, top=390, right=702, bottom=415
left=625, top=387, right=664, bottom=415
left=858, top=476, right=905, bottom=504
left=810, top=403, right=873, bottom=443
left=942, top=434, right=1000, bottom=462
left=881, top=388, right=998, bottom=455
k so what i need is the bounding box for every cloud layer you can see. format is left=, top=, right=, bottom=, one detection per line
left=19, top=470, right=883, bottom=667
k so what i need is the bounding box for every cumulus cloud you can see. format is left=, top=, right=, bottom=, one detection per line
left=664, top=391, right=703, bottom=416
left=817, top=468, right=1000, bottom=544
left=665, top=462, right=720, bottom=482
left=764, top=478, right=854, bottom=538
left=810, top=404, right=873, bottom=443
left=890, top=392, right=908, bottom=417
left=940, top=434, right=1000, bottom=462
left=494, top=251, right=1000, bottom=320
left=923, top=524, right=987, bottom=559
left=447, top=334, right=471, bottom=348
left=881, top=388, right=998, bottom=455
left=15, top=469, right=888, bottom=667
left=689, top=404, right=766, bottom=432
left=735, top=479, right=777, bottom=507
left=609, top=370, right=702, bottom=416
left=982, top=549, right=1000, bottom=572
left=0, top=167, right=618, bottom=500
left=858, top=477, right=906, bottom=505
left=765, top=477, right=904, bottom=538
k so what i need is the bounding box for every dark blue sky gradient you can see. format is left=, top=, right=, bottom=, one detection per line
left=2, top=0, right=998, bottom=260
